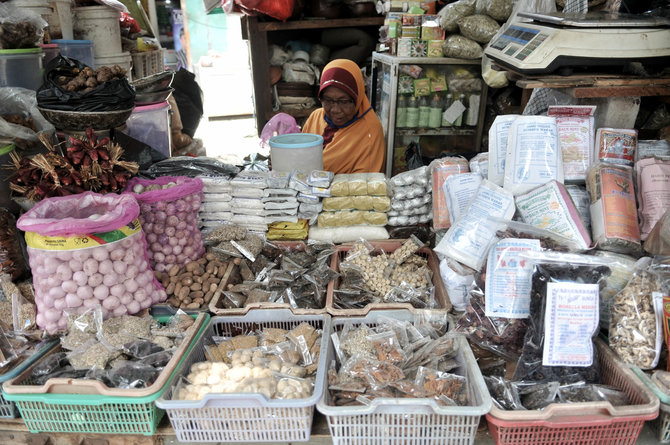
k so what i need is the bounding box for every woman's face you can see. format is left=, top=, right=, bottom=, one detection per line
left=320, top=86, right=357, bottom=126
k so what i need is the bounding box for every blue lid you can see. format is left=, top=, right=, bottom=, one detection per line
left=51, top=39, right=93, bottom=45
left=269, top=133, right=323, bottom=149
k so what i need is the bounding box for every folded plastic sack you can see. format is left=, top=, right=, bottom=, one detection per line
left=231, top=171, right=268, bottom=189
left=265, top=215, right=299, bottom=224
left=264, top=188, right=298, bottom=197
left=231, top=198, right=264, bottom=209
left=202, top=193, right=233, bottom=202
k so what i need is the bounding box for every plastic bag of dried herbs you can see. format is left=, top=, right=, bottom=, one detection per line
left=454, top=289, right=528, bottom=360
left=512, top=251, right=610, bottom=384
left=457, top=14, right=501, bottom=44
left=608, top=257, right=662, bottom=369
left=441, top=35, right=483, bottom=59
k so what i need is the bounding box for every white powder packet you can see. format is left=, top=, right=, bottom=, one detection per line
left=444, top=173, right=482, bottom=225
left=434, top=180, right=516, bottom=270
left=488, top=115, right=518, bottom=186
left=504, top=116, right=563, bottom=196
left=230, top=170, right=268, bottom=189
left=635, top=157, right=670, bottom=240
left=469, top=152, right=489, bottom=179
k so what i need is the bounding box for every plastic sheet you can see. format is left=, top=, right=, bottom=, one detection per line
left=142, top=157, right=239, bottom=178
left=37, top=56, right=135, bottom=112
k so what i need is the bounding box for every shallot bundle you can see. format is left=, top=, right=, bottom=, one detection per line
left=9, top=129, right=138, bottom=201
left=125, top=176, right=205, bottom=273
left=17, top=192, right=167, bottom=333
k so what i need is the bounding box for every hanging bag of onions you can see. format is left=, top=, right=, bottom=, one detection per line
left=124, top=176, right=205, bottom=273
left=16, top=192, right=168, bottom=333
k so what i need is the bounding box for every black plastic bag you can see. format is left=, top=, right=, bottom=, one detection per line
left=36, top=55, right=135, bottom=112
left=141, top=156, right=239, bottom=178
left=172, top=68, right=203, bottom=137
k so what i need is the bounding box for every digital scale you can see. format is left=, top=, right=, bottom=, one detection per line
left=484, top=11, right=670, bottom=75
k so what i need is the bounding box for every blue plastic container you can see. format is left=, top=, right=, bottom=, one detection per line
left=51, top=39, right=95, bottom=67
left=269, top=133, right=324, bottom=173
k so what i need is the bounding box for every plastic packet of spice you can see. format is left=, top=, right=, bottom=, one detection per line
left=267, top=171, right=290, bottom=189
left=513, top=251, right=610, bottom=384
left=516, top=381, right=559, bottom=410
left=484, top=375, right=525, bottom=410
left=493, top=218, right=584, bottom=253
left=67, top=339, right=117, bottom=370
left=636, top=157, right=670, bottom=240
left=487, top=115, right=518, bottom=186
left=289, top=171, right=311, bottom=193
left=230, top=170, right=268, bottom=189
left=106, top=360, right=160, bottom=388
left=455, top=290, right=529, bottom=360
left=415, top=367, right=468, bottom=405
left=557, top=382, right=629, bottom=406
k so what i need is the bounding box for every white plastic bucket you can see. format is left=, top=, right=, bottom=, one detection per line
left=47, top=0, right=73, bottom=40
left=12, top=0, right=52, bottom=21
left=124, top=101, right=171, bottom=158
left=93, top=52, right=132, bottom=79
left=74, top=6, right=121, bottom=57
left=269, top=133, right=324, bottom=173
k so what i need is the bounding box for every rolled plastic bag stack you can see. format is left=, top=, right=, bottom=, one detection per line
left=198, top=176, right=233, bottom=231
left=230, top=171, right=269, bottom=233
left=388, top=166, right=432, bottom=226
left=318, top=173, right=390, bottom=228
left=263, top=171, right=300, bottom=225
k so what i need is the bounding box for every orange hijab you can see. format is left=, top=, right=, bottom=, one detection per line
left=302, top=59, right=386, bottom=174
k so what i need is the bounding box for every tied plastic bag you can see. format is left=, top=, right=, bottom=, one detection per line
left=437, top=0, right=476, bottom=32
left=260, top=113, right=300, bottom=150
left=457, top=15, right=500, bottom=44
left=37, top=56, right=135, bottom=112
left=0, top=87, right=55, bottom=149
left=0, top=4, right=47, bottom=49
left=17, top=192, right=167, bottom=333
left=125, top=176, right=205, bottom=273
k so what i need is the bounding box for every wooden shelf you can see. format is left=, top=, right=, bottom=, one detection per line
left=257, top=17, right=384, bottom=32
left=395, top=128, right=477, bottom=136
left=513, top=73, right=670, bottom=98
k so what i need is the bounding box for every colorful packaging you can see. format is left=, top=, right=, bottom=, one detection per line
left=401, top=26, right=420, bottom=38
left=547, top=105, right=596, bottom=183
left=515, top=180, right=592, bottom=250
left=402, top=13, right=422, bottom=25
left=413, top=78, right=431, bottom=96
left=427, top=40, right=443, bottom=57
left=430, top=157, right=470, bottom=230
left=398, top=38, right=413, bottom=58
left=586, top=162, right=641, bottom=254
left=411, top=40, right=427, bottom=57
left=596, top=128, right=637, bottom=165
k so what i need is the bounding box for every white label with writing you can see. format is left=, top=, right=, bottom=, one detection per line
left=542, top=282, right=599, bottom=367
left=485, top=238, right=541, bottom=318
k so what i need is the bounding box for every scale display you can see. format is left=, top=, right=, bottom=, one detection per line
left=484, top=12, right=670, bottom=74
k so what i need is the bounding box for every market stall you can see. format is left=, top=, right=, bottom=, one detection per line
left=1, top=0, right=670, bottom=443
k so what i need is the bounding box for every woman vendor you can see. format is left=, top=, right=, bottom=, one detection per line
left=302, top=59, right=386, bottom=174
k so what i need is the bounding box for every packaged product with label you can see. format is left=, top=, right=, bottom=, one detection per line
left=444, top=172, right=482, bottom=225
left=636, top=139, right=670, bottom=161
left=488, top=115, right=518, bottom=186
left=515, top=180, right=592, bottom=250
left=636, top=157, right=670, bottom=240
left=586, top=162, right=641, bottom=254
left=469, top=152, right=489, bottom=178
left=430, top=157, right=470, bottom=230
left=434, top=180, right=515, bottom=270
left=504, top=116, right=563, bottom=196
left=596, top=128, right=637, bottom=165
left=485, top=238, right=541, bottom=319
left=565, top=185, right=591, bottom=233
left=547, top=105, right=596, bottom=183
left=513, top=251, right=610, bottom=384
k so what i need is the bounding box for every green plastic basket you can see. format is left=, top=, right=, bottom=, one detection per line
left=2, top=313, right=209, bottom=435
left=631, top=366, right=670, bottom=442
left=0, top=339, right=59, bottom=418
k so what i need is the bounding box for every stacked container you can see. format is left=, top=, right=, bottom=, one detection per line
left=0, top=48, right=44, bottom=90
left=51, top=39, right=95, bottom=68
left=73, top=5, right=131, bottom=76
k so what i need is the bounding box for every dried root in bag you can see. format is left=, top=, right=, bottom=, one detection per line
left=512, top=253, right=610, bottom=384
left=609, top=257, right=662, bottom=369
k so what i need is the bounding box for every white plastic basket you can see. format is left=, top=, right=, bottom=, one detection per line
left=131, top=49, right=165, bottom=80
left=316, top=310, right=492, bottom=445
left=155, top=309, right=331, bottom=443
